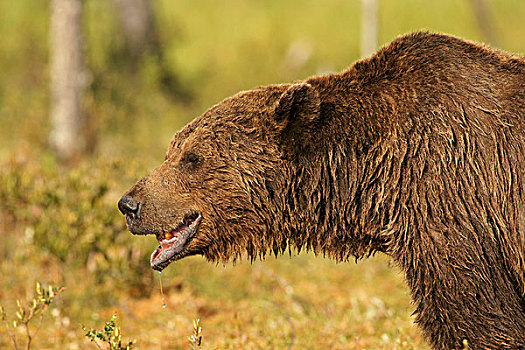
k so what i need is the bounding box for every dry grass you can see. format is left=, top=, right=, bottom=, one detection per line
left=0, top=241, right=426, bottom=348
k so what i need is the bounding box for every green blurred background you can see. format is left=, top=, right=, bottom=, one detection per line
left=0, top=0, right=524, bottom=348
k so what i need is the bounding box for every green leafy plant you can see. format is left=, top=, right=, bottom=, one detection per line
left=0, top=155, right=154, bottom=296
left=188, top=318, right=203, bottom=350
left=83, top=314, right=136, bottom=350
left=0, top=282, right=63, bottom=350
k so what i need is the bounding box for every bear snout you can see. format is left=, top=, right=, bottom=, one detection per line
left=118, top=195, right=140, bottom=218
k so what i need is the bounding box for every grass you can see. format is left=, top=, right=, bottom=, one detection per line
left=1, top=250, right=424, bottom=349
left=0, top=0, right=524, bottom=348
left=0, top=150, right=424, bottom=349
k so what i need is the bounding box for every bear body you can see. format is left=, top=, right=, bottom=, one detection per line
left=119, top=32, right=525, bottom=349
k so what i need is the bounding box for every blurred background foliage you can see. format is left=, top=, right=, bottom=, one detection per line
left=0, top=0, right=524, bottom=348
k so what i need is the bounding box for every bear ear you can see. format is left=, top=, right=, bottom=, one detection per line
left=272, top=82, right=321, bottom=127
left=269, top=82, right=321, bottom=157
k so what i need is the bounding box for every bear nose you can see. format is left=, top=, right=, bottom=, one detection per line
left=118, top=195, right=139, bottom=216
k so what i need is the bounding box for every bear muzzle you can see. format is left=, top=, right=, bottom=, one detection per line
left=118, top=195, right=140, bottom=218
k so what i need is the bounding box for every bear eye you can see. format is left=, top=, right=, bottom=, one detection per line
left=181, top=151, right=200, bottom=165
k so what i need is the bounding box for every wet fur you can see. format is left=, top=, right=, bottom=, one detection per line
left=121, top=32, right=525, bottom=349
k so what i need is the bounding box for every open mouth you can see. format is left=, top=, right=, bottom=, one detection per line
left=150, top=213, right=202, bottom=271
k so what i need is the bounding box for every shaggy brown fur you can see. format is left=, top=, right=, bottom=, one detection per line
left=119, top=32, right=525, bottom=349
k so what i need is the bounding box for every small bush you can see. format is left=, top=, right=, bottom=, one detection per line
left=84, top=314, right=136, bottom=350
left=188, top=318, right=203, bottom=350
left=0, top=153, right=153, bottom=295
left=0, top=282, right=63, bottom=349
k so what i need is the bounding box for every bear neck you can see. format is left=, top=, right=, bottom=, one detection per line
left=276, top=68, right=525, bottom=348
left=278, top=73, right=397, bottom=261
left=278, top=149, right=387, bottom=260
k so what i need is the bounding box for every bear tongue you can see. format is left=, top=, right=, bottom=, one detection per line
left=159, top=231, right=184, bottom=249
left=150, top=229, right=186, bottom=267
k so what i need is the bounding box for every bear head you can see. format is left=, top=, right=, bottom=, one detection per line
left=118, top=82, right=322, bottom=271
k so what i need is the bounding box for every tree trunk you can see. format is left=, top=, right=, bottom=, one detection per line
left=110, top=0, right=191, bottom=101
left=360, top=0, right=378, bottom=58
left=49, top=0, right=85, bottom=161
left=113, top=0, right=155, bottom=61
left=469, top=0, right=499, bottom=47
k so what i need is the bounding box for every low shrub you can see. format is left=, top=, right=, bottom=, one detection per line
left=0, top=152, right=153, bottom=296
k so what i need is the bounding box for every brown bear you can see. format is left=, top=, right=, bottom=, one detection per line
left=118, top=32, right=525, bottom=349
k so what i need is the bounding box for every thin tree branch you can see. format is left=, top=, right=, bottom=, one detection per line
left=24, top=322, right=32, bottom=350
left=2, top=318, right=19, bottom=350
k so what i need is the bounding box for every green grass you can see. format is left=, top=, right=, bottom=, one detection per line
left=0, top=0, right=524, bottom=348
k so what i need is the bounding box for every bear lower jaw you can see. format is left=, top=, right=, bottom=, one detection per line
left=150, top=214, right=202, bottom=271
